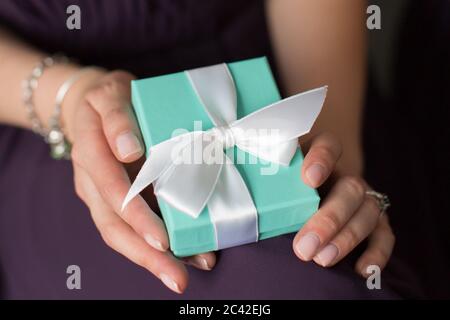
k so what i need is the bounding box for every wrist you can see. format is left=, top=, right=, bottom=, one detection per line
left=32, top=62, right=80, bottom=126
left=31, top=60, right=107, bottom=143
left=58, top=67, right=107, bottom=142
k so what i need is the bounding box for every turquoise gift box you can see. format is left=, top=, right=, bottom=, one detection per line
left=131, top=57, right=320, bottom=257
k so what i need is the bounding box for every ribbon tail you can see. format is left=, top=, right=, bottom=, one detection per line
left=121, top=132, right=201, bottom=211
left=207, top=154, right=258, bottom=250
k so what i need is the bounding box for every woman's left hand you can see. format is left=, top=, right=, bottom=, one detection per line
left=294, top=132, right=395, bottom=277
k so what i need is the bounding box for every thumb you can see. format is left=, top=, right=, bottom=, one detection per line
left=85, top=71, right=144, bottom=163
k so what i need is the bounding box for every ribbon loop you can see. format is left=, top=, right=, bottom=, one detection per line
left=155, top=133, right=224, bottom=218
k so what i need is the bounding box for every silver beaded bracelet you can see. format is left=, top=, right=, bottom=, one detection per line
left=22, top=55, right=69, bottom=138
left=22, top=55, right=92, bottom=159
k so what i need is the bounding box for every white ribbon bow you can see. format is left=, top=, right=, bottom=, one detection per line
left=122, top=63, right=327, bottom=250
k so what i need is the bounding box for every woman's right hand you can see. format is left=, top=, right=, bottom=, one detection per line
left=65, top=69, right=216, bottom=294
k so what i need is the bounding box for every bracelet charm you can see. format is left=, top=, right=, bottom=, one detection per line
left=47, top=127, right=71, bottom=159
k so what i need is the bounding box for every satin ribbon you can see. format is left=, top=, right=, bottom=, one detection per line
left=122, top=63, right=327, bottom=250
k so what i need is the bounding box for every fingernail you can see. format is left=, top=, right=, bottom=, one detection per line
left=116, top=131, right=142, bottom=159
left=189, top=256, right=211, bottom=270
left=160, top=273, right=181, bottom=294
left=359, top=265, right=369, bottom=277
left=305, top=163, right=326, bottom=187
left=314, top=244, right=339, bottom=267
left=296, top=232, right=321, bottom=260
left=144, top=234, right=165, bottom=252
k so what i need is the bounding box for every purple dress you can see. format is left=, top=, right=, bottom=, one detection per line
left=0, top=0, right=439, bottom=299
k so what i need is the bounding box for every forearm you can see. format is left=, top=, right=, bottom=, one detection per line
left=0, top=28, right=104, bottom=138
left=267, top=0, right=367, bottom=175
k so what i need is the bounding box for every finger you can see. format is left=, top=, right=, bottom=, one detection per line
left=355, top=215, right=395, bottom=277
left=293, top=176, right=365, bottom=261
left=74, top=164, right=188, bottom=293
left=122, top=193, right=170, bottom=252
left=85, top=71, right=144, bottom=163
left=72, top=103, right=169, bottom=251
left=182, top=252, right=216, bottom=271
left=312, top=196, right=381, bottom=267
left=301, top=132, right=342, bottom=188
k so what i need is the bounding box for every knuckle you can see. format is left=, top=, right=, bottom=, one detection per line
left=371, top=247, right=391, bottom=263
left=72, top=102, right=92, bottom=136
left=74, top=180, right=85, bottom=201
left=385, top=227, right=396, bottom=245
left=341, top=176, right=365, bottom=198
left=99, top=222, right=119, bottom=249
left=378, top=216, right=396, bottom=244
left=123, top=206, right=142, bottom=227
left=108, top=70, right=136, bottom=83
left=100, top=181, right=121, bottom=208
left=70, top=144, right=83, bottom=167
left=313, top=145, right=335, bottom=166
left=340, top=227, right=360, bottom=250
left=98, top=72, right=133, bottom=99
left=317, top=210, right=342, bottom=235
left=99, top=230, right=113, bottom=249
left=99, top=178, right=128, bottom=212
left=366, top=196, right=380, bottom=216
left=320, top=132, right=340, bottom=145
left=84, top=86, right=104, bottom=103
left=103, top=105, right=129, bottom=125
left=101, top=79, right=126, bottom=97
left=102, top=109, right=136, bottom=144
left=135, top=252, right=152, bottom=270
left=121, top=198, right=148, bottom=228
left=84, top=80, right=133, bottom=128
left=85, top=82, right=129, bottom=110
left=390, top=229, right=396, bottom=242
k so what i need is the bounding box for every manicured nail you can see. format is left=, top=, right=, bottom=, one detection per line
left=160, top=273, right=181, bottom=294
left=305, top=163, right=326, bottom=187
left=116, top=131, right=142, bottom=159
left=314, top=244, right=339, bottom=267
left=296, top=232, right=321, bottom=260
left=144, top=234, right=165, bottom=252
left=358, top=265, right=369, bottom=277
left=190, top=256, right=211, bottom=270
